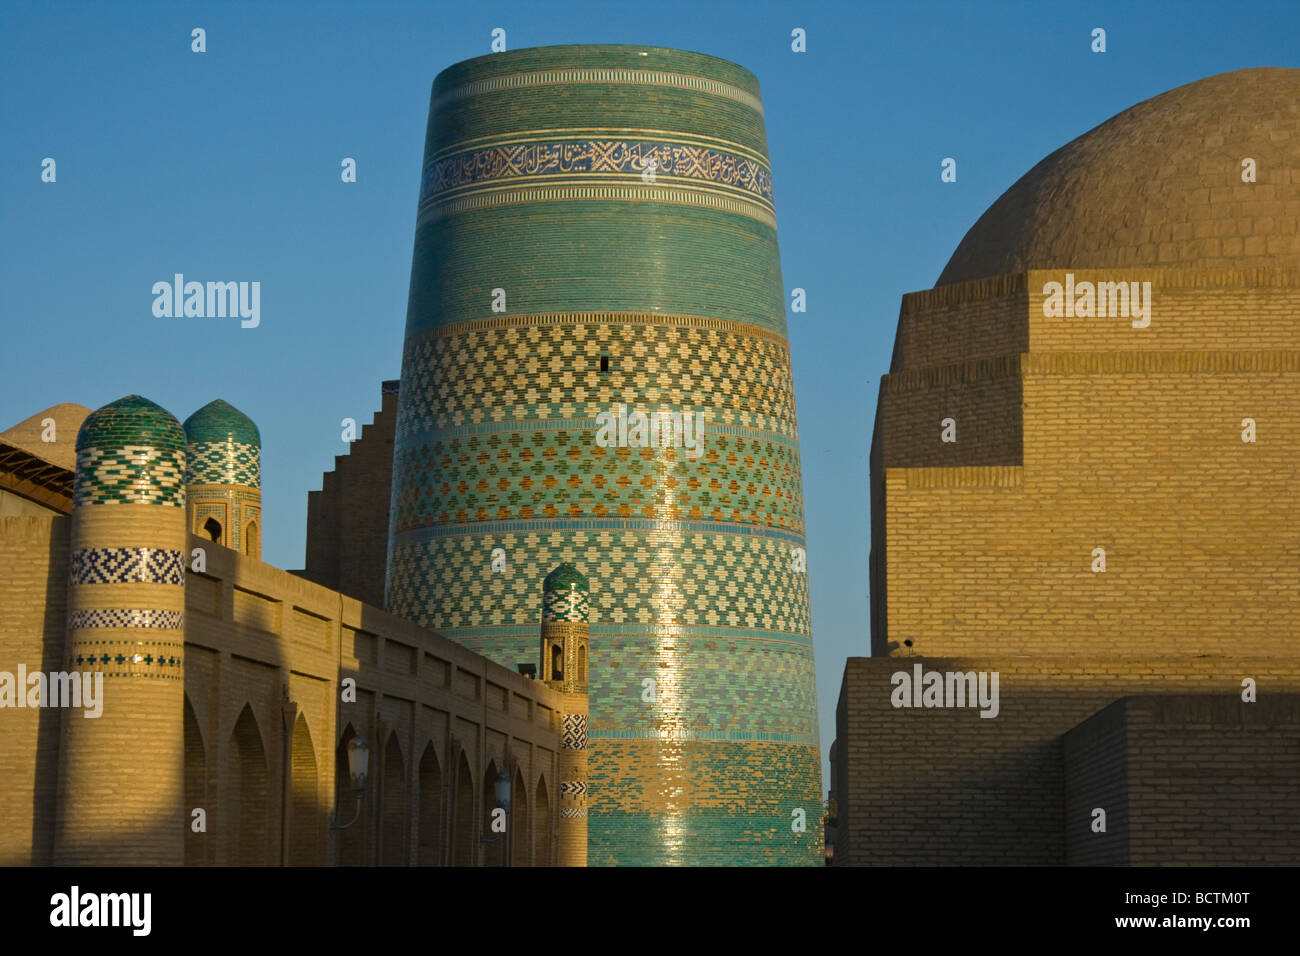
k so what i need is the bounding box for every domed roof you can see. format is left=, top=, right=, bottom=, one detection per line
left=0, top=403, right=91, bottom=471
left=184, top=399, right=260, bottom=446
left=543, top=562, right=589, bottom=594
left=77, top=395, right=184, bottom=452
left=937, top=68, right=1300, bottom=286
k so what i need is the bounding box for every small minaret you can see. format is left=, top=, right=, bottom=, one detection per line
left=55, top=395, right=188, bottom=865
left=182, top=399, right=261, bottom=558
left=540, top=562, right=590, bottom=866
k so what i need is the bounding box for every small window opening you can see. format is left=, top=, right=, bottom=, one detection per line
left=203, top=517, right=222, bottom=543
left=599, top=355, right=610, bottom=373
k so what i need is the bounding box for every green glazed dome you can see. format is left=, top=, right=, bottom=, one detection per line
left=77, top=395, right=185, bottom=452
left=183, top=399, right=261, bottom=447
left=543, top=562, right=589, bottom=595
left=74, top=396, right=187, bottom=507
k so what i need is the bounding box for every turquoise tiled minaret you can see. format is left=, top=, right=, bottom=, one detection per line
left=386, top=45, right=821, bottom=865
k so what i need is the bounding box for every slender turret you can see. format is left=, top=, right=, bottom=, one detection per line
left=55, top=395, right=187, bottom=864
left=541, top=562, right=589, bottom=866
left=183, top=399, right=261, bottom=557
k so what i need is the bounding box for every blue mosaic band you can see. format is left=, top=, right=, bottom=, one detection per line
left=562, top=713, right=589, bottom=749
left=69, top=548, right=185, bottom=586
left=420, top=138, right=774, bottom=208
left=67, top=609, right=185, bottom=630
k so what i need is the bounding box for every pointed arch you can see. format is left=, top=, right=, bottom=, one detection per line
left=225, top=703, right=270, bottom=865
left=452, top=750, right=475, bottom=866
left=203, top=516, right=222, bottom=543
left=511, top=766, right=529, bottom=867
left=381, top=731, right=409, bottom=866
left=534, top=775, right=552, bottom=866
left=288, top=714, right=324, bottom=865
left=577, top=643, right=587, bottom=683
left=183, top=694, right=209, bottom=865
left=417, top=744, right=444, bottom=866
left=243, top=520, right=258, bottom=556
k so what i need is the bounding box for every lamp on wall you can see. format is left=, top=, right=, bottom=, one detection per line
left=494, top=771, right=511, bottom=813
left=330, top=735, right=370, bottom=830
left=481, top=771, right=512, bottom=845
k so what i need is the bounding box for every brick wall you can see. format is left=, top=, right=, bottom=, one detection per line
left=834, top=655, right=1300, bottom=866
left=300, top=383, right=398, bottom=608
left=870, top=269, right=1300, bottom=658
left=1064, top=695, right=1300, bottom=865
left=0, top=513, right=569, bottom=866
left=0, top=516, right=68, bottom=865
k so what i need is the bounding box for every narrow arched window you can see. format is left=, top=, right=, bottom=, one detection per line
left=550, top=643, right=563, bottom=681
left=203, top=517, right=222, bottom=543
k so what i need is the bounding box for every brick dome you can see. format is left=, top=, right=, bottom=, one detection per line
left=937, top=68, right=1300, bottom=286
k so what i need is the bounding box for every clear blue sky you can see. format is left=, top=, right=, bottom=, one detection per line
left=3, top=0, right=1296, bottom=791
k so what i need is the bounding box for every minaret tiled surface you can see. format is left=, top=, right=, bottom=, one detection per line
left=386, top=44, right=821, bottom=864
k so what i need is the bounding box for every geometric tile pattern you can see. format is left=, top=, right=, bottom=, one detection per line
left=74, top=395, right=187, bottom=507
left=544, top=586, right=589, bottom=623
left=74, top=445, right=186, bottom=507
left=559, top=780, right=588, bottom=796
left=420, top=137, right=774, bottom=208
left=396, top=319, right=799, bottom=440
left=69, top=547, right=186, bottom=586
left=562, top=713, right=588, bottom=750
left=559, top=807, right=589, bottom=819
left=67, top=608, right=184, bottom=630
left=66, top=637, right=184, bottom=680
left=390, top=423, right=804, bottom=533
left=185, top=440, right=260, bottom=487
left=387, top=530, right=812, bottom=635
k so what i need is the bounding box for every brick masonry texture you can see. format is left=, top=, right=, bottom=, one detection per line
left=387, top=45, right=821, bottom=865
left=850, top=69, right=1300, bottom=867
left=939, top=69, right=1300, bottom=284
left=299, top=383, right=397, bottom=608
left=871, top=269, right=1300, bottom=659
left=0, top=513, right=569, bottom=866
left=1063, top=696, right=1300, bottom=865
left=835, top=657, right=1300, bottom=866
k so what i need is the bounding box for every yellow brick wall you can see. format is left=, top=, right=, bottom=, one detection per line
left=834, top=655, right=1300, bottom=866
left=872, top=269, right=1300, bottom=658
left=0, top=515, right=571, bottom=866
left=0, top=516, right=68, bottom=865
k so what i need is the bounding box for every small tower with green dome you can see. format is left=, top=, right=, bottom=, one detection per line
left=55, top=395, right=187, bottom=865
left=540, top=562, right=589, bottom=866
left=183, top=399, right=262, bottom=558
